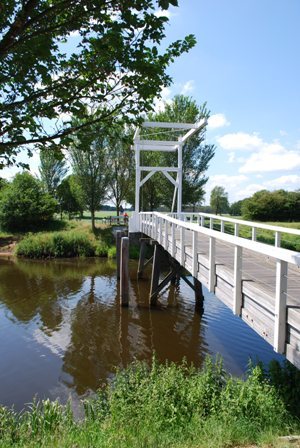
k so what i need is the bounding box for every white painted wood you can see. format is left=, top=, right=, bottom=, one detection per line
left=192, top=230, right=197, bottom=277
left=234, top=223, right=239, bottom=236
left=164, top=220, right=168, bottom=250
left=208, top=237, right=216, bottom=292
left=142, top=121, right=197, bottom=129
left=221, top=221, right=225, bottom=233
left=275, top=232, right=281, bottom=248
left=177, top=137, right=183, bottom=213
left=181, top=119, right=207, bottom=142
left=171, top=223, right=176, bottom=257
left=210, top=218, right=213, bottom=229
left=176, top=212, right=300, bottom=236
left=138, top=145, right=177, bottom=152
left=233, top=246, right=242, bottom=315
left=139, top=139, right=179, bottom=146
left=274, top=260, right=288, bottom=353
left=180, top=226, right=185, bottom=266
left=252, top=227, right=257, bottom=241
left=140, top=166, right=179, bottom=172
left=140, top=170, right=155, bottom=187
left=162, top=170, right=178, bottom=187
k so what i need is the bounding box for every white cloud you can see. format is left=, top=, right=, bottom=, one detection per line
left=180, top=80, right=195, bottom=95
left=154, top=9, right=172, bottom=18
left=239, top=144, right=300, bottom=173
left=205, top=174, right=248, bottom=204
left=153, top=86, right=172, bottom=112
left=264, top=174, right=300, bottom=189
left=217, top=132, right=263, bottom=151
left=279, top=129, right=288, bottom=136
left=208, top=113, right=230, bottom=129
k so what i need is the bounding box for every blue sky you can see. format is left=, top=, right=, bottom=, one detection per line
left=2, top=0, right=300, bottom=205
left=158, top=0, right=300, bottom=203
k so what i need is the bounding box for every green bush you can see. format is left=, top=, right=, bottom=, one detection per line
left=0, top=172, right=57, bottom=231
left=16, top=230, right=95, bottom=258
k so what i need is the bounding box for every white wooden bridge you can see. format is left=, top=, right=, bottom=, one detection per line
left=126, top=120, right=300, bottom=369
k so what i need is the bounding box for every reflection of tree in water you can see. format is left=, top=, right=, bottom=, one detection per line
left=62, top=274, right=122, bottom=394
left=0, top=258, right=115, bottom=334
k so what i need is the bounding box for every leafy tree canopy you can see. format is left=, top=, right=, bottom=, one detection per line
left=0, top=0, right=195, bottom=168
left=141, top=95, right=215, bottom=211
left=0, top=172, right=57, bottom=230
left=241, top=189, right=300, bottom=222
left=210, top=185, right=229, bottom=215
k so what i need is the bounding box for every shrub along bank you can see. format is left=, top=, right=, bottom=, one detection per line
left=0, top=357, right=299, bottom=448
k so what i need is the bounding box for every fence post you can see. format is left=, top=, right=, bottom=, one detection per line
left=274, top=260, right=287, bottom=353
left=275, top=231, right=281, bottom=248
left=192, top=230, right=198, bottom=278
left=171, top=223, right=176, bottom=258
left=208, top=236, right=216, bottom=292
left=233, top=245, right=242, bottom=315
left=252, top=227, right=257, bottom=241
left=180, top=226, right=185, bottom=266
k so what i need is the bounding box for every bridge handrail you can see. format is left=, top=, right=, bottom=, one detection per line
left=140, top=212, right=300, bottom=266
left=167, top=212, right=300, bottom=237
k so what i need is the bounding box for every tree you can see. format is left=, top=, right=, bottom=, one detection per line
left=229, top=200, right=244, bottom=216
left=39, top=148, right=68, bottom=196
left=57, top=175, right=85, bottom=219
left=241, top=189, right=300, bottom=222
left=0, top=0, right=195, bottom=169
left=106, top=127, right=134, bottom=215
left=210, top=186, right=229, bottom=215
left=0, top=172, right=57, bottom=230
left=145, top=95, right=215, bottom=211
left=69, top=126, right=109, bottom=231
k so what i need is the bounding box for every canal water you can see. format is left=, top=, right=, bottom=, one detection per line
left=0, top=257, right=283, bottom=412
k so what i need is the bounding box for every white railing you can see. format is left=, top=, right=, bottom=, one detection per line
left=168, top=212, right=300, bottom=249
left=139, top=211, right=300, bottom=355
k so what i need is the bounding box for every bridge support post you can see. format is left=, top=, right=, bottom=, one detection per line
left=149, top=243, right=204, bottom=313
left=120, top=237, right=129, bottom=306
left=138, top=238, right=153, bottom=279
left=116, top=230, right=126, bottom=279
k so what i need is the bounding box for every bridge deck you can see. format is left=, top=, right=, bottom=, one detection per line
left=140, top=215, right=300, bottom=368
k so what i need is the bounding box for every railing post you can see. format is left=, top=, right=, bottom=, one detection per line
left=180, top=226, right=185, bottom=266
left=155, top=215, right=158, bottom=240
left=233, top=245, right=242, bottom=315
left=159, top=218, right=162, bottom=245
left=208, top=236, right=216, bottom=292
left=164, top=219, right=168, bottom=250
left=234, top=223, right=239, bottom=236
left=274, top=260, right=287, bottom=353
left=220, top=220, right=225, bottom=233
left=192, top=230, right=198, bottom=278
left=252, top=227, right=257, bottom=241
left=200, top=216, right=204, bottom=227
left=171, top=223, right=176, bottom=258
left=210, top=218, right=213, bottom=230
left=275, top=231, right=281, bottom=248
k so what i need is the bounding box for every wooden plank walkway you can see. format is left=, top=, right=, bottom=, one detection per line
left=139, top=213, right=300, bottom=369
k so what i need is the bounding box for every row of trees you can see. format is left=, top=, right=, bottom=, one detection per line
left=210, top=187, right=300, bottom=222
left=0, top=95, right=216, bottom=231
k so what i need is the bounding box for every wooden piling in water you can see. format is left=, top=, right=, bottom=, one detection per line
left=120, top=237, right=129, bottom=306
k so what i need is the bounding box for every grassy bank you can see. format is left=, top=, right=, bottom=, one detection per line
left=15, top=223, right=117, bottom=259
left=0, top=357, right=299, bottom=448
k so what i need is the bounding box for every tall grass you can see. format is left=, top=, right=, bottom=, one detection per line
left=0, top=357, right=299, bottom=448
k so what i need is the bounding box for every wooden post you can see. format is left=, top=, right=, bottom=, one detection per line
left=116, top=230, right=123, bottom=279
left=233, top=245, right=242, bottom=315
left=208, top=236, right=216, bottom=292
left=138, top=239, right=148, bottom=279
left=194, top=277, right=204, bottom=313
left=120, top=237, right=129, bottom=306
left=150, top=244, right=162, bottom=306
left=274, top=260, right=287, bottom=353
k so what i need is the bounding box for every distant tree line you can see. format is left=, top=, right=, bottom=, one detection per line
left=210, top=187, right=300, bottom=222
